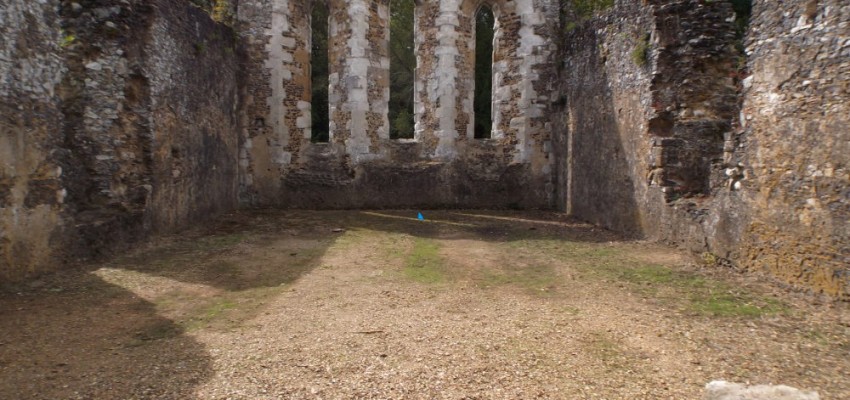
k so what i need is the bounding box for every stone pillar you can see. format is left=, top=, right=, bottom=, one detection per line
left=330, top=0, right=390, bottom=164
left=415, top=0, right=462, bottom=160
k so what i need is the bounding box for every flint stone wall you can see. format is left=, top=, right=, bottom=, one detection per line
left=237, top=0, right=559, bottom=209
left=0, top=0, right=241, bottom=281
left=559, top=0, right=849, bottom=299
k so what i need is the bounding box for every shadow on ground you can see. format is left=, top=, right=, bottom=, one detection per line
left=0, top=275, right=212, bottom=399
left=98, top=209, right=618, bottom=292
left=0, top=209, right=622, bottom=398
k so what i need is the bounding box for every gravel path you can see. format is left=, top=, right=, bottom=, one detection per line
left=1, top=210, right=848, bottom=399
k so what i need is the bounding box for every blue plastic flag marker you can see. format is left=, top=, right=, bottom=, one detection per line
left=417, top=212, right=424, bottom=221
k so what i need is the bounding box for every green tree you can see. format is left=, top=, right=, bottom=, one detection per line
left=311, top=1, right=330, bottom=142
left=474, top=7, right=494, bottom=139
left=389, top=0, right=415, bottom=139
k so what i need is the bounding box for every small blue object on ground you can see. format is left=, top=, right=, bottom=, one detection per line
left=417, top=212, right=424, bottom=221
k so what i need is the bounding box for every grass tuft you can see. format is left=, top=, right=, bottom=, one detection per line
left=511, top=238, right=787, bottom=318
left=689, top=292, right=787, bottom=317
left=631, top=33, right=650, bottom=67
left=478, top=264, right=558, bottom=295
left=182, top=299, right=238, bottom=331
left=403, top=238, right=445, bottom=284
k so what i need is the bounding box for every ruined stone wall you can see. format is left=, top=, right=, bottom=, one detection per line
left=238, top=0, right=559, bottom=209
left=560, top=0, right=849, bottom=299
left=0, top=0, right=241, bottom=282
left=59, top=0, right=241, bottom=246
left=3, top=0, right=846, bottom=297
left=559, top=0, right=739, bottom=235
left=416, top=0, right=557, bottom=163
left=0, top=0, right=66, bottom=281
left=557, top=0, right=654, bottom=234
left=145, top=2, right=241, bottom=230
left=736, top=0, right=849, bottom=299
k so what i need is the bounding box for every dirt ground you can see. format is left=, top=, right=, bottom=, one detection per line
left=1, top=210, right=848, bottom=399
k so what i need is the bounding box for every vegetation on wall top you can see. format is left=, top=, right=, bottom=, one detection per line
left=560, top=0, right=615, bottom=32
left=190, top=0, right=234, bottom=25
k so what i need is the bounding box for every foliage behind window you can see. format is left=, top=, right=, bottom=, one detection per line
left=311, top=1, right=330, bottom=142
left=389, top=0, right=415, bottom=139
left=474, top=7, right=494, bottom=139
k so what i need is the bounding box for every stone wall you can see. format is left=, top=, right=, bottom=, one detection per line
left=557, top=0, right=654, bottom=234
left=0, top=0, right=66, bottom=281
left=2, top=0, right=847, bottom=297
left=145, top=2, right=241, bottom=230
left=559, top=0, right=849, bottom=299
left=237, top=0, right=559, bottom=209
left=737, top=0, right=849, bottom=299
left=0, top=0, right=241, bottom=282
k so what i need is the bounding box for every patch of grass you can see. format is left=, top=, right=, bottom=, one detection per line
left=129, top=321, right=182, bottom=346
left=572, top=0, right=615, bottom=20
left=508, top=238, right=593, bottom=257
left=207, top=260, right=240, bottom=277
left=116, top=233, right=247, bottom=269
left=212, top=0, right=233, bottom=23
left=61, top=34, right=76, bottom=47
left=618, top=264, right=709, bottom=289
left=589, top=335, right=619, bottom=358
left=587, top=246, right=621, bottom=259
left=689, top=291, right=787, bottom=317
left=193, top=42, right=206, bottom=56
left=631, top=33, right=650, bottom=67
left=621, top=264, right=674, bottom=284
left=802, top=329, right=830, bottom=346
left=478, top=264, right=558, bottom=295
left=560, top=305, right=581, bottom=315
left=522, top=236, right=789, bottom=318
left=403, top=238, right=445, bottom=284
left=613, top=263, right=787, bottom=317
left=182, top=298, right=238, bottom=331
left=560, top=0, right=614, bottom=34
left=582, top=331, right=630, bottom=371
left=195, top=233, right=246, bottom=250
left=203, top=299, right=237, bottom=319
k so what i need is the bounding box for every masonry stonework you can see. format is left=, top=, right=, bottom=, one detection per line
left=1, top=0, right=241, bottom=281
left=737, top=0, right=849, bottom=298
left=238, top=0, right=558, bottom=209
left=0, top=0, right=66, bottom=281
left=559, top=0, right=849, bottom=299
left=0, top=0, right=848, bottom=299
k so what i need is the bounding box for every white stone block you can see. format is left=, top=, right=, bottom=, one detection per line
left=296, top=114, right=311, bottom=129
left=704, top=381, right=819, bottom=400
left=527, top=105, right=544, bottom=118
left=510, top=117, right=525, bottom=129
left=270, top=148, right=291, bottom=165
left=281, top=37, right=296, bottom=48
left=436, top=14, right=459, bottom=27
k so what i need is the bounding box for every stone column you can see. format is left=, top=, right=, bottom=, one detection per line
left=330, top=0, right=390, bottom=164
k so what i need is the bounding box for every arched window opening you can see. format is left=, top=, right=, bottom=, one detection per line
left=474, top=5, right=494, bottom=139
left=311, top=1, right=330, bottom=142
left=389, top=0, right=415, bottom=139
